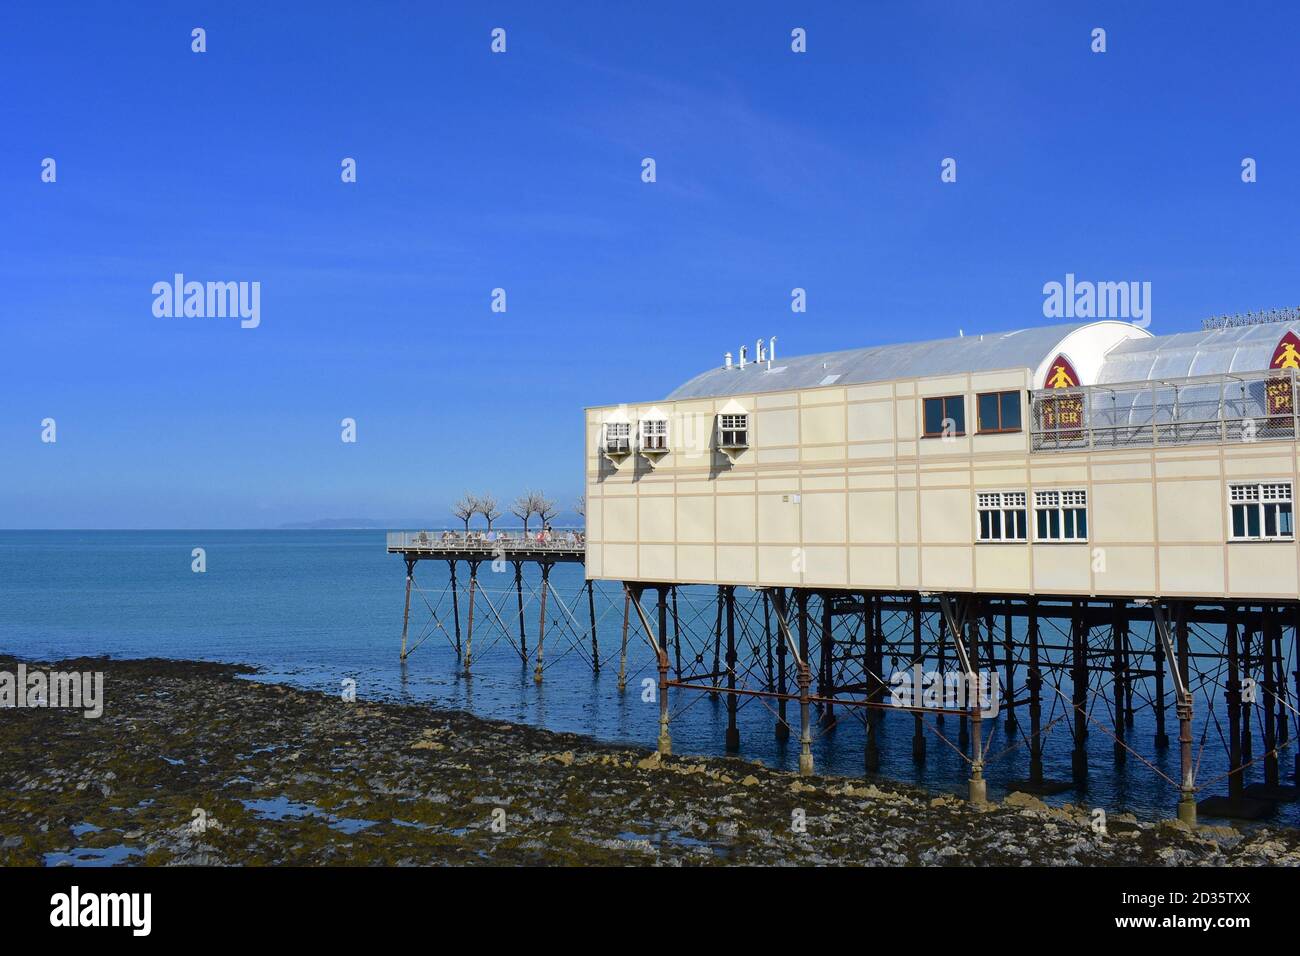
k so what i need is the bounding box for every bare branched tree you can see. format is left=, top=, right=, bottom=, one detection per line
left=536, top=494, right=559, bottom=528
left=452, top=493, right=477, bottom=533
left=574, top=494, right=586, bottom=518
left=477, top=493, right=501, bottom=531
left=511, top=492, right=535, bottom=535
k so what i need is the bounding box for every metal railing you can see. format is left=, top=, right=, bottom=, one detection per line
left=387, top=530, right=586, bottom=552
left=1030, top=369, right=1299, bottom=452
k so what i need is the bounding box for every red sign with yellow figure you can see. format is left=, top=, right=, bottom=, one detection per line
left=1044, top=354, right=1080, bottom=390
left=1040, top=354, right=1083, bottom=437
left=1267, top=330, right=1300, bottom=417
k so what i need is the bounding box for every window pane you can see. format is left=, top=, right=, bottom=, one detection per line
left=1265, top=503, right=1278, bottom=538
left=1050, top=511, right=1060, bottom=538
left=1280, top=503, right=1294, bottom=537
left=980, top=511, right=990, bottom=539
left=924, top=398, right=943, bottom=435
left=1000, top=391, right=1022, bottom=430
left=1247, top=507, right=1260, bottom=538
left=1036, top=510, right=1048, bottom=539
left=1015, top=509, right=1027, bottom=539
left=1232, top=505, right=1245, bottom=538
left=1075, top=508, right=1087, bottom=539
left=947, top=398, right=965, bottom=434
left=978, top=393, right=999, bottom=431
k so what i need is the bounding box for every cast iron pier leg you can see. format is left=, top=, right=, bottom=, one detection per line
left=911, top=593, right=925, bottom=763
left=533, top=563, right=550, bottom=684
left=399, top=556, right=415, bottom=661
left=725, top=585, right=739, bottom=751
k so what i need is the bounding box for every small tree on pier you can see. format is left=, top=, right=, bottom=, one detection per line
left=574, top=495, right=585, bottom=518
left=477, top=493, right=502, bottom=531
left=537, top=494, right=559, bottom=529
left=511, top=492, right=535, bottom=535
left=452, top=493, right=477, bottom=532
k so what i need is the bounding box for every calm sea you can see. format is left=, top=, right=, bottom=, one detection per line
left=0, top=530, right=1294, bottom=827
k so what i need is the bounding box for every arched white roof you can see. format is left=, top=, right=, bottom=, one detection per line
left=667, top=321, right=1148, bottom=399
left=1095, top=322, right=1300, bottom=384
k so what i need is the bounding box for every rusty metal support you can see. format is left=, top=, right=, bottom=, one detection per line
left=763, top=590, right=774, bottom=692
left=1111, top=600, right=1126, bottom=762
left=1154, top=601, right=1196, bottom=825
left=533, top=562, right=550, bottom=684
left=399, top=556, right=415, bottom=661
left=1027, top=598, right=1044, bottom=785
left=1003, top=610, right=1016, bottom=734
left=464, top=560, right=479, bottom=672
left=863, top=592, right=880, bottom=771
left=1226, top=604, right=1244, bottom=805
left=939, top=593, right=985, bottom=805
left=672, top=586, right=682, bottom=680
left=626, top=583, right=672, bottom=755
left=1241, top=621, right=1254, bottom=762
left=514, top=562, right=527, bottom=657
left=1264, top=607, right=1280, bottom=787
left=820, top=593, right=836, bottom=730
left=725, top=585, right=739, bottom=751
left=1153, top=610, right=1168, bottom=749
left=911, top=592, right=925, bottom=763
left=587, top=579, right=599, bottom=672
left=1070, top=599, right=1088, bottom=783
left=617, top=586, right=631, bottom=692
left=775, top=587, right=789, bottom=741
left=448, top=559, right=462, bottom=657
left=1293, top=605, right=1300, bottom=782
left=711, top=589, right=723, bottom=695
left=769, top=588, right=812, bottom=773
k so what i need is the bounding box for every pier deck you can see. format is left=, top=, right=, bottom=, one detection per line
left=386, top=531, right=584, bottom=563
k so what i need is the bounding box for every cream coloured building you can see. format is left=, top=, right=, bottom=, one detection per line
left=584, top=320, right=1300, bottom=601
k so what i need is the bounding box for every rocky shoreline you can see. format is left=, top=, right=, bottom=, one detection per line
left=2, top=655, right=1299, bottom=866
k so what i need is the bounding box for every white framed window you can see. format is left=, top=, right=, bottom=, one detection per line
left=1229, top=482, right=1294, bottom=540
left=602, top=421, right=630, bottom=454
left=639, top=418, right=668, bottom=452
left=977, top=491, right=1027, bottom=542
left=1034, top=488, right=1088, bottom=541
left=718, top=413, right=748, bottom=448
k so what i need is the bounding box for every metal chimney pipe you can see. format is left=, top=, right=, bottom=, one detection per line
left=739, top=346, right=747, bottom=369
left=769, top=336, right=777, bottom=362
left=724, top=351, right=733, bottom=369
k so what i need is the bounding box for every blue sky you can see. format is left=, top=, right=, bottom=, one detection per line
left=3, top=1, right=1298, bottom=528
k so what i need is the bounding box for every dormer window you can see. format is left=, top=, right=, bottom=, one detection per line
left=602, top=422, right=631, bottom=458
left=718, top=413, right=749, bottom=449
left=639, top=419, right=669, bottom=454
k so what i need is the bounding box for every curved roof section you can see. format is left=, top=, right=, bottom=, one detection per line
left=1096, top=321, right=1300, bottom=384
left=666, top=322, right=1095, bottom=400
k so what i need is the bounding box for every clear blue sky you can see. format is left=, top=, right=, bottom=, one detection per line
left=3, top=1, right=1298, bottom=528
